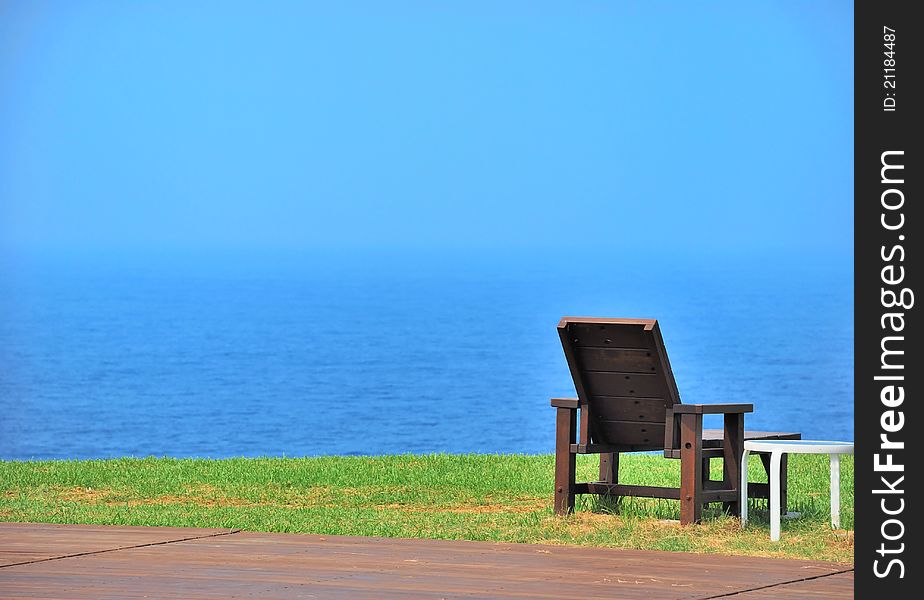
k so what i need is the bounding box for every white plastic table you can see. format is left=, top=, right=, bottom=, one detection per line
left=741, top=439, right=853, bottom=541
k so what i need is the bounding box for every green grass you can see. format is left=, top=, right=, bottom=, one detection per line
left=0, top=453, right=853, bottom=562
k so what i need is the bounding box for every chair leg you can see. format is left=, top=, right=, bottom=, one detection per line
left=702, top=457, right=712, bottom=514
left=554, top=407, right=577, bottom=515
left=679, top=413, right=704, bottom=525
left=599, top=452, right=619, bottom=506
left=721, top=412, right=744, bottom=516
left=599, top=452, right=618, bottom=483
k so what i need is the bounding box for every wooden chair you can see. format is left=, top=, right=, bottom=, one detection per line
left=552, top=317, right=800, bottom=525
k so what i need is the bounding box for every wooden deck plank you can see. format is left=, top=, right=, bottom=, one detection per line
left=718, top=571, right=854, bottom=598
left=0, top=524, right=852, bottom=599
left=0, top=522, right=237, bottom=567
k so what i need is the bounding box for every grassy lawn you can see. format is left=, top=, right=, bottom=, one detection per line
left=0, top=453, right=852, bottom=562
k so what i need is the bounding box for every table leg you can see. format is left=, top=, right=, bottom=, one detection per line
left=740, top=449, right=750, bottom=527
left=759, top=453, right=789, bottom=516
left=770, top=451, right=782, bottom=542
left=830, top=454, right=840, bottom=529
left=780, top=454, right=789, bottom=515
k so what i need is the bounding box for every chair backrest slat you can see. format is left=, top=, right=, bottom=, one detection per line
left=558, top=317, right=682, bottom=451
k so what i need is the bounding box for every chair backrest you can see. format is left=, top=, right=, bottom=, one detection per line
left=558, top=317, right=681, bottom=451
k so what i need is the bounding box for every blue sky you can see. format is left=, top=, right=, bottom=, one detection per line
left=1, top=1, right=853, bottom=257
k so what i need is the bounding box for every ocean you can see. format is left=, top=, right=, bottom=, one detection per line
left=0, top=249, right=853, bottom=460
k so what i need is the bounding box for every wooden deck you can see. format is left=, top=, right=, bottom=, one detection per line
left=0, top=523, right=852, bottom=599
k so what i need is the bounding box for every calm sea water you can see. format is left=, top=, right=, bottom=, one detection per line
left=0, top=250, right=853, bottom=461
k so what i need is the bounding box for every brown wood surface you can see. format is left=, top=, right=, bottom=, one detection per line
left=717, top=571, right=855, bottom=598
left=672, top=403, right=753, bottom=415
left=592, top=396, right=671, bottom=422
left=553, top=407, right=576, bottom=515
left=679, top=412, right=704, bottom=524
left=664, top=431, right=801, bottom=459
left=550, top=397, right=579, bottom=409
left=557, top=319, right=679, bottom=450
left=0, top=522, right=237, bottom=567
left=575, top=347, right=659, bottom=373
left=561, top=320, right=653, bottom=349
left=578, top=482, right=681, bottom=499
left=598, top=452, right=617, bottom=484
left=594, top=419, right=664, bottom=448
left=579, top=399, right=591, bottom=445
left=0, top=523, right=852, bottom=599
left=553, top=318, right=803, bottom=528
left=722, top=412, right=745, bottom=515
left=702, top=430, right=801, bottom=444
left=583, top=372, right=668, bottom=400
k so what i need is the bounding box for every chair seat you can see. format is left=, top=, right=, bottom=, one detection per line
left=702, top=430, right=801, bottom=447
left=660, top=431, right=801, bottom=459
left=576, top=430, right=802, bottom=457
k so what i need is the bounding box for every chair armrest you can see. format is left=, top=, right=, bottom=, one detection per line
left=551, top=397, right=580, bottom=409
left=671, top=403, right=754, bottom=415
